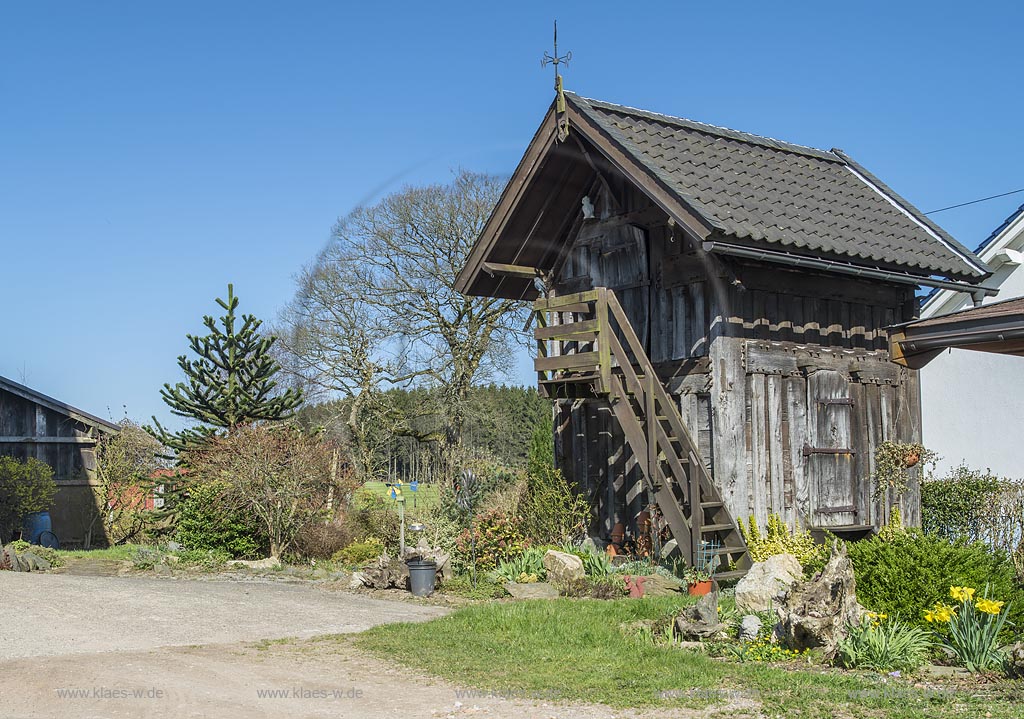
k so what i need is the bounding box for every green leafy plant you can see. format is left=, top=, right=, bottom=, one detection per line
left=7, top=539, right=63, bottom=568
left=332, top=538, right=385, bottom=566
left=348, top=489, right=403, bottom=550
left=870, top=441, right=936, bottom=501
left=737, top=513, right=827, bottom=573
left=177, top=547, right=232, bottom=570
left=493, top=547, right=547, bottom=583
left=727, top=638, right=807, bottom=663
left=848, top=529, right=1024, bottom=633
left=835, top=613, right=933, bottom=672
left=558, top=575, right=626, bottom=599
left=455, top=510, right=527, bottom=572
left=0, top=456, right=57, bottom=542
left=438, top=574, right=508, bottom=599
left=925, top=585, right=1013, bottom=672
left=683, top=566, right=712, bottom=584
left=557, top=542, right=614, bottom=577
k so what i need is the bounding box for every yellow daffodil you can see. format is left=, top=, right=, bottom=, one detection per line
left=975, top=598, right=1005, bottom=615
left=949, top=586, right=976, bottom=602
left=924, top=610, right=935, bottom=623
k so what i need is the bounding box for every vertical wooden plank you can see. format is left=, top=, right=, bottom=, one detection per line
left=849, top=381, right=871, bottom=527
left=767, top=375, right=787, bottom=523
left=689, top=281, right=706, bottom=357
left=710, top=336, right=748, bottom=526
left=789, top=295, right=805, bottom=345
left=805, top=297, right=821, bottom=346
left=749, top=373, right=769, bottom=528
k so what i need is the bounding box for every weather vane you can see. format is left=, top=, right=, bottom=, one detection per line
left=541, top=20, right=571, bottom=142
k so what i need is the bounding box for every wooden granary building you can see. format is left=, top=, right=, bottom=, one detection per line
left=456, top=92, right=995, bottom=572
left=0, top=375, right=119, bottom=545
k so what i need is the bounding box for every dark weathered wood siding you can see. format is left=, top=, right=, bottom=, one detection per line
left=551, top=178, right=922, bottom=537
left=0, top=386, right=103, bottom=544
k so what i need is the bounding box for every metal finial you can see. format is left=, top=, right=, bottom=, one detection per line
left=541, top=20, right=571, bottom=87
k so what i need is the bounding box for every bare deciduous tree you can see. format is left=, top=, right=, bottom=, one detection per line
left=277, top=170, right=527, bottom=478
left=190, top=425, right=342, bottom=558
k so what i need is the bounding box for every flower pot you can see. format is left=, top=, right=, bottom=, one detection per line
left=903, top=451, right=920, bottom=468
left=687, top=580, right=712, bottom=596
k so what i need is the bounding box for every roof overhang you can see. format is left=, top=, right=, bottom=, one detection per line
left=455, top=99, right=716, bottom=300
left=889, top=298, right=1024, bottom=369
left=0, top=375, right=119, bottom=433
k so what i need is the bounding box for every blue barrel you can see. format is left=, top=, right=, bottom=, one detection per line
left=22, top=511, right=52, bottom=544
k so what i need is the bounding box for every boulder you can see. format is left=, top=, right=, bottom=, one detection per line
left=739, top=615, right=762, bottom=642
left=1004, top=642, right=1024, bottom=679
left=348, top=571, right=366, bottom=589
left=152, top=563, right=172, bottom=576
left=542, top=550, right=585, bottom=587
left=638, top=574, right=682, bottom=597
left=674, top=591, right=728, bottom=641
left=776, top=542, right=865, bottom=655
left=228, top=557, right=282, bottom=571
left=734, top=553, right=802, bottom=613
left=2, top=545, right=26, bottom=571
left=504, top=581, right=560, bottom=599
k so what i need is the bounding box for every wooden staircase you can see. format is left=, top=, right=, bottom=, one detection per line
left=535, top=288, right=749, bottom=577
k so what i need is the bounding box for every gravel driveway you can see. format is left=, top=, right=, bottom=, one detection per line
left=0, top=572, right=446, bottom=660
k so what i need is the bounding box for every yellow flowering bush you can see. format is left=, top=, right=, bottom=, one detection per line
left=737, top=513, right=828, bottom=574
left=925, top=585, right=1012, bottom=672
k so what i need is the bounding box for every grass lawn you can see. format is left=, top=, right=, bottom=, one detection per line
left=360, top=480, right=441, bottom=515
left=51, top=544, right=144, bottom=561
left=358, top=597, right=1023, bottom=718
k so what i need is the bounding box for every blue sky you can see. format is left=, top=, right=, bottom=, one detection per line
left=1, top=1, right=1022, bottom=427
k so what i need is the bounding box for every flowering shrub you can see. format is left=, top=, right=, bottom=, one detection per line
left=835, top=613, right=932, bottom=672
left=492, top=546, right=546, bottom=583
left=737, top=513, right=827, bottom=573
left=925, top=585, right=1012, bottom=672
left=455, top=510, right=527, bottom=571
left=727, top=638, right=808, bottom=663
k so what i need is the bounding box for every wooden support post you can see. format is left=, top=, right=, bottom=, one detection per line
left=688, top=450, right=702, bottom=567
left=597, top=288, right=611, bottom=391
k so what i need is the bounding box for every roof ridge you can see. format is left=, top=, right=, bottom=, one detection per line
left=973, top=202, right=1024, bottom=255
left=568, top=92, right=843, bottom=163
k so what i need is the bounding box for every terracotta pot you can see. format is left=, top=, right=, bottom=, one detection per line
left=903, top=451, right=920, bottom=468
left=687, top=580, right=713, bottom=596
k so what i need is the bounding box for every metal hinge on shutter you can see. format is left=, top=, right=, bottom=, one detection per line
left=802, top=444, right=855, bottom=457
left=817, top=398, right=854, bottom=406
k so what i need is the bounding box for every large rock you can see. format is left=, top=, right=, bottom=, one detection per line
left=504, top=581, right=560, bottom=599
left=542, top=550, right=585, bottom=587
left=675, top=591, right=728, bottom=641
left=1005, top=642, right=1024, bottom=679
left=638, top=574, right=682, bottom=597
left=776, top=542, right=864, bottom=655
left=734, top=553, right=802, bottom=613
left=739, top=615, right=762, bottom=642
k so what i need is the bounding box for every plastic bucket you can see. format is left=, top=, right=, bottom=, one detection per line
left=407, top=559, right=437, bottom=597
left=22, top=512, right=52, bottom=544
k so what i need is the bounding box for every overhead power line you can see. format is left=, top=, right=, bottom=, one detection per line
left=925, top=187, right=1024, bottom=215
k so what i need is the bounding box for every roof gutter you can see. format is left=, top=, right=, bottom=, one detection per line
left=701, top=240, right=999, bottom=305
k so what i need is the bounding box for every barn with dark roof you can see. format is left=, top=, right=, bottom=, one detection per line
left=457, top=91, right=995, bottom=575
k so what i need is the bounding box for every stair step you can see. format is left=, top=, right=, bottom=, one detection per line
left=700, top=501, right=725, bottom=509
left=712, top=569, right=748, bottom=582
left=705, top=545, right=747, bottom=556
left=538, top=373, right=602, bottom=384
left=700, top=523, right=734, bottom=533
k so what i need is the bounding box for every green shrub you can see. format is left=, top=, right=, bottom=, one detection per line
left=438, top=574, right=508, bottom=599
left=455, top=509, right=527, bottom=572
left=332, top=538, right=385, bottom=566
left=835, top=614, right=933, bottom=672
left=518, top=424, right=590, bottom=545
left=0, top=456, right=57, bottom=542
left=347, top=489, right=402, bottom=550
left=174, top=480, right=264, bottom=558
left=848, top=529, right=1024, bottom=632
left=132, top=546, right=164, bottom=570
left=737, top=513, right=828, bottom=574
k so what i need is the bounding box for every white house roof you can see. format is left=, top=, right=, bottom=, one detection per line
left=921, top=203, right=1024, bottom=318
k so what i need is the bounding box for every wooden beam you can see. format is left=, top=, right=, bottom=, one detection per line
left=482, top=262, right=540, bottom=279
left=0, top=436, right=98, bottom=444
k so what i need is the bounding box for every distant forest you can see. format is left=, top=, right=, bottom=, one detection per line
left=295, top=384, right=550, bottom=482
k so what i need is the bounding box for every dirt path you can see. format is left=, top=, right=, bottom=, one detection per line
left=0, top=573, right=742, bottom=719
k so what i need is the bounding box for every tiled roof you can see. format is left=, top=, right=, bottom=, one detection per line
left=569, top=94, right=989, bottom=280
